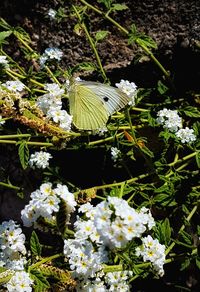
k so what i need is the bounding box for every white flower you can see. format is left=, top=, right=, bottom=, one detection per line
left=175, top=127, right=197, bottom=144
left=54, top=183, right=77, bottom=212
left=0, top=55, right=9, bottom=67
left=29, top=151, right=52, bottom=169
left=44, top=83, right=64, bottom=97
left=6, top=271, right=34, bottom=292
left=111, top=147, right=121, bottom=162
left=44, top=47, right=63, bottom=61
left=36, top=93, right=62, bottom=114
left=2, top=80, right=25, bottom=92
left=115, top=79, right=137, bottom=106
left=48, top=8, right=56, bottom=19
left=156, top=108, right=182, bottom=132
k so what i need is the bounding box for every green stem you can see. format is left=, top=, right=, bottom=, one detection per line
left=0, top=134, right=31, bottom=139
left=78, top=0, right=172, bottom=84
left=29, top=253, right=63, bottom=271
left=0, top=181, right=21, bottom=191
left=165, top=205, right=198, bottom=255
left=168, top=151, right=198, bottom=167
left=72, top=4, right=107, bottom=81
left=0, top=140, right=54, bottom=147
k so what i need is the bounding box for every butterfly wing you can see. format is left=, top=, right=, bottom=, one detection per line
left=79, top=81, right=130, bottom=115
left=68, top=82, right=109, bottom=130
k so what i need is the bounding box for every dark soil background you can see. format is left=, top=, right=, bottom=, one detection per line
left=0, top=0, right=200, bottom=291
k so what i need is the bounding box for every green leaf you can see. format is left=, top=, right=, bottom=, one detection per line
left=30, top=231, right=42, bottom=256
left=98, top=0, right=112, bottom=10
left=56, top=198, right=68, bottom=236
left=95, top=30, right=109, bottom=42
left=180, top=258, right=190, bottom=271
left=138, top=144, right=154, bottom=158
left=157, top=80, right=168, bottom=95
left=179, top=230, right=192, bottom=246
left=195, top=152, right=200, bottom=168
left=0, top=30, right=12, bottom=43
left=196, top=258, right=200, bottom=269
left=0, top=268, right=13, bottom=284
left=182, top=106, right=200, bottom=118
left=17, top=141, right=29, bottom=169
left=30, top=269, right=50, bottom=291
left=111, top=3, right=128, bottom=11
left=128, top=24, right=157, bottom=49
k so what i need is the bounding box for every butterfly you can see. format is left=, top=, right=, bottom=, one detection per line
left=67, top=79, right=130, bottom=131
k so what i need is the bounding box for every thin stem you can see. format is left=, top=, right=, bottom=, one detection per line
left=29, top=253, right=63, bottom=271
left=0, top=181, right=21, bottom=191
left=72, top=4, right=107, bottom=81
left=78, top=0, right=173, bottom=84
left=0, top=140, right=54, bottom=147
left=0, top=134, right=31, bottom=139
left=168, top=151, right=198, bottom=167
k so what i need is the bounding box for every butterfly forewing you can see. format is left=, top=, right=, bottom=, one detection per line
left=69, top=82, right=109, bottom=130
left=79, top=81, right=130, bottom=115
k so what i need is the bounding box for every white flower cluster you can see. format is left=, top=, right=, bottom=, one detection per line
left=29, top=150, right=52, bottom=169
left=0, top=55, right=9, bottom=67
left=156, top=108, right=182, bottom=132
left=0, top=220, right=27, bottom=271
left=39, top=47, right=63, bottom=67
left=175, top=127, right=197, bottom=144
left=92, top=197, right=155, bottom=249
left=111, top=146, right=121, bottom=162
left=64, top=239, right=107, bottom=279
left=115, top=79, right=137, bottom=106
left=63, top=197, right=162, bottom=290
left=6, top=271, right=33, bottom=292
left=77, top=270, right=133, bottom=291
left=36, top=83, right=72, bottom=131
left=21, top=182, right=77, bottom=228
left=157, top=108, right=197, bottom=144
left=1, top=80, right=25, bottom=92
left=136, top=235, right=166, bottom=276
left=0, top=221, right=33, bottom=291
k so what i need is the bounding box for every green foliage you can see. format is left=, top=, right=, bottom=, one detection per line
left=17, top=140, right=30, bottom=169
left=30, top=231, right=42, bottom=257
left=30, top=269, right=50, bottom=292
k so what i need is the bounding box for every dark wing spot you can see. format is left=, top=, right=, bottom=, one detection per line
left=103, top=96, right=109, bottom=102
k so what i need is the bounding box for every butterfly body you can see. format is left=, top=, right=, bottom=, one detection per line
left=68, top=79, right=130, bottom=131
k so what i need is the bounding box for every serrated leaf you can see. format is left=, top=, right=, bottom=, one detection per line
left=56, top=199, right=68, bottom=235
left=0, top=269, right=13, bottom=284
left=182, top=106, right=200, bottom=118
left=179, top=230, right=192, bottom=245
left=112, top=3, right=128, bottom=11
left=30, top=231, right=42, bottom=256
left=30, top=269, right=50, bottom=291
left=95, top=30, right=109, bottom=42
left=157, top=80, right=168, bottom=95
left=18, top=141, right=29, bottom=169
left=180, top=258, right=190, bottom=271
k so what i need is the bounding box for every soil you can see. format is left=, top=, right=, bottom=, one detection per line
left=0, top=1, right=200, bottom=291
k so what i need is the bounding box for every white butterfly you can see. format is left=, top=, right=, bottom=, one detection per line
left=68, top=79, right=130, bottom=130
